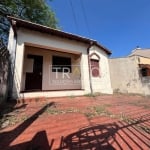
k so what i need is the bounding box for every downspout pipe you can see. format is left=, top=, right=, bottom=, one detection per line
left=87, top=41, right=94, bottom=95
left=8, top=20, right=17, bottom=100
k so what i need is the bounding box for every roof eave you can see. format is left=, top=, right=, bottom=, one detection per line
left=7, top=16, right=112, bottom=55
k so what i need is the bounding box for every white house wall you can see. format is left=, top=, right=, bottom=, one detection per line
left=90, top=46, right=113, bottom=94
left=9, top=27, right=113, bottom=99
left=7, top=27, right=14, bottom=55
left=12, top=41, right=25, bottom=98
left=12, top=28, right=92, bottom=98
left=7, top=27, right=20, bottom=98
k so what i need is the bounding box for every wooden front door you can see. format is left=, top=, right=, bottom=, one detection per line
left=25, top=55, right=43, bottom=91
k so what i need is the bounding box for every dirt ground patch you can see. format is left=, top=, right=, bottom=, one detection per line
left=0, top=94, right=150, bottom=149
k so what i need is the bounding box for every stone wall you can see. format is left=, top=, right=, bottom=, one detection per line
left=0, top=40, right=9, bottom=103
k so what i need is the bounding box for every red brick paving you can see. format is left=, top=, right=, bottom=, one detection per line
left=0, top=95, right=150, bottom=150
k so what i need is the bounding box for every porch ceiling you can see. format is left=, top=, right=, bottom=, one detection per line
left=25, top=42, right=81, bottom=56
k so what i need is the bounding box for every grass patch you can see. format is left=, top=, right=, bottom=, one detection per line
left=0, top=103, right=29, bottom=129
left=85, top=105, right=112, bottom=118
left=84, top=92, right=103, bottom=97
left=84, top=92, right=110, bottom=97
left=68, top=95, right=76, bottom=99
left=125, top=117, right=150, bottom=134
left=128, top=100, right=150, bottom=109
left=84, top=93, right=96, bottom=97
left=118, top=112, right=150, bottom=134
left=0, top=115, right=29, bottom=129
left=46, top=107, right=63, bottom=115
left=45, top=105, right=79, bottom=115
left=140, top=126, right=150, bottom=134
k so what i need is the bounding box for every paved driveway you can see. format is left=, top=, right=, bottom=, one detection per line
left=0, top=95, right=150, bottom=150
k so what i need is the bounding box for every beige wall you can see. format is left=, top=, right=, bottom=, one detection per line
left=109, top=56, right=150, bottom=95
left=139, top=57, right=150, bottom=65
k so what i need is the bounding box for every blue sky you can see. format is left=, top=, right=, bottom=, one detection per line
left=48, top=0, right=150, bottom=57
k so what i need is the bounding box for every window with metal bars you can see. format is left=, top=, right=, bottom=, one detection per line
left=90, top=59, right=100, bottom=77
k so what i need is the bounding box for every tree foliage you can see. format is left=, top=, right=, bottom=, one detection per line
left=0, top=0, right=58, bottom=44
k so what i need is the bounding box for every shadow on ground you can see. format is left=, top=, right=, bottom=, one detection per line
left=59, top=123, right=118, bottom=150
left=0, top=97, right=150, bottom=150
left=59, top=114, right=150, bottom=150
left=0, top=101, right=28, bottom=129
left=0, top=102, right=54, bottom=150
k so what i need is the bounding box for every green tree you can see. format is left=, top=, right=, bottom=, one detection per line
left=0, top=0, right=58, bottom=45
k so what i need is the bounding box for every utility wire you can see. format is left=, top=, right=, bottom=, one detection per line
left=80, top=0, right=91, bottom=37
left=69, top=0, right=79, bottom=33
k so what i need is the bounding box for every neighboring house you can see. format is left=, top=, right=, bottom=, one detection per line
left=109, top=48, right=150, bottom=96
left=7, top=16, right=113, bottom=100
left=129, top=48, right=150, bottom=58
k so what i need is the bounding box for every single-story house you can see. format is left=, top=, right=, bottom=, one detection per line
left=109, top=48, right=150, bottom=95
left=7, top=16, right=113, bottom=99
